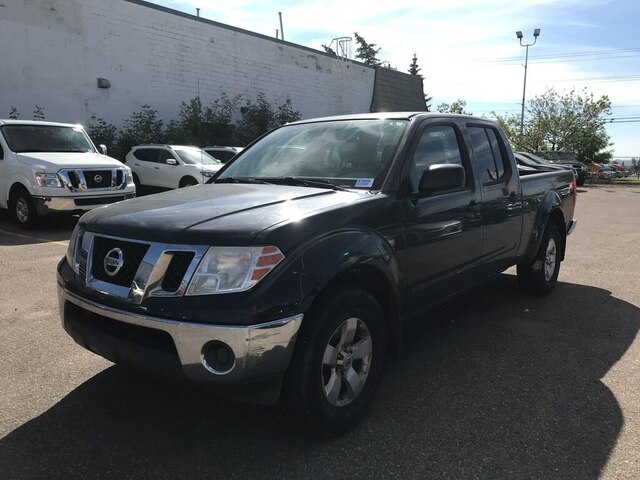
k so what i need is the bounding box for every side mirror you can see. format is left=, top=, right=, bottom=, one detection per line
left=99, top=144, right=108, bottom=155
left=418, top=164, right=465, bottom=196
left=165, top=158, right=178, bottom=165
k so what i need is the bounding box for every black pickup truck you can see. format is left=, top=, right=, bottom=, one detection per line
left=58, top=113, right=577, bottom=434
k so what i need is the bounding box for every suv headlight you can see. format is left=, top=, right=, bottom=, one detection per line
left=201, top=171, right=216, bottom=178
left=125, top=168, right=133, bottom=184
left=35, top=172, right=62, bottom=187
left=186, top=246, right=284, bottom=295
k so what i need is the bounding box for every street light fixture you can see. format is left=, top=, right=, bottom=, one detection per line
left=516, top=28, right=541, bottom=136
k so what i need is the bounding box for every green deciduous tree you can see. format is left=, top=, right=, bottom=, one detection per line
left=493, top=87, right=612, bottom=163
left=437, top=99, right=472, bottom=115
left=87, top=118, right=118, bottom=154
left=234, top=93, right=300, bottom=145
left=354, top=32, right=381, bottom=66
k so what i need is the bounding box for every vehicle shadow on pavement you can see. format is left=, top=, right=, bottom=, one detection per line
left=1, top=274, right=638, bottom=479
left=0, top=211, right=77, bottom=245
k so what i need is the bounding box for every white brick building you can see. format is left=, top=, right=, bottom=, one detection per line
left=0, top=0, right=380, bottom=126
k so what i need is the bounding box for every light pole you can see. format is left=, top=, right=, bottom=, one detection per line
left=516, top=28, right=540, bottom=136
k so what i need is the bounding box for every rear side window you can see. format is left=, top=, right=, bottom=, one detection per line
left=468, top=126, right=508, bottom=184
left=134, top=149, right=161, bottom=162
left=410, top=125, right=465, bottom=191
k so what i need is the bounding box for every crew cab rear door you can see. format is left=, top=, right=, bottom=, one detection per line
left=466, top=123, right=523, bottom=270
left=403, top=121, right=483, bottom=312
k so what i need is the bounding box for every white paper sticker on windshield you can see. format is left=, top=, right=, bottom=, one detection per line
left=355, top=178, right=374, bottom=188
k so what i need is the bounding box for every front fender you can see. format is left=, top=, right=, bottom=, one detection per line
left=295, top=229, right=402, bottom=313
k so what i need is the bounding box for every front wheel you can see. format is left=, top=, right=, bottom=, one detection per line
left=517, top=224, right=562, bottom=296
left=11, top=187, right=39, bottom=229
left=282, top=286, right=387, bottom=436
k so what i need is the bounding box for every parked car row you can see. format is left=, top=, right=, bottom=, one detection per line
left=124, top=144, right=244, bottom=192
left=591, top=163, right=630, bottom=179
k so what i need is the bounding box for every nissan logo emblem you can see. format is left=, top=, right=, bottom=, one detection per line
left=94, top=174, right=103, bottom=183
left=103, top=248, right=124, bottom=277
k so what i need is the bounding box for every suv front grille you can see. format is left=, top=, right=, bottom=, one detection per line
left=91, top=236, right=150, bottom=287
left=85, top=170, right=113, bottom=188
left=161, top=251, right=196, bottom=292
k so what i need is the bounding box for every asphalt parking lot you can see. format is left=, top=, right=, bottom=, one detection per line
left=1, top=185, right=639, bottom=479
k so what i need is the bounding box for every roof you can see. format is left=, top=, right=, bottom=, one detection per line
left=286, top=112, right=488, bottom=125
left=0, top=119, right=84, bottom=128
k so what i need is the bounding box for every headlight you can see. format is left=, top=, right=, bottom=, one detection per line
left=35, top=172, right=62, bottom=187
left=201, top=171, right=216, bottom=178
left=66, top=224, right=84, bottom=274
left=125, top=168, right=133, bottom=184
left=186, top=246, right=284, bottom=295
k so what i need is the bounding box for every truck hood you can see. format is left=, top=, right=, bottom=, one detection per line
left=80, top=184, right=366, bottom=245
left=16, top=152, right=125, bottom=171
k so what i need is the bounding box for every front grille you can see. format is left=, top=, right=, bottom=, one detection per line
left=161, top=252, right=196, bottom=292
left=91, top=236, right=150, bottom=287
left=75, top=196, right=125, bottom=207
left=85, top=170, right=113, bottom=189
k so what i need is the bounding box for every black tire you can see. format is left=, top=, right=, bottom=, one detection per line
left=132, top=173, right=142, bottom=192
left=517, top=224, right=562, bottom=296
left=179, top=177, right=198, bottom=188
left=282, top=286, right=387, bottom=437
left=10, top=187, right=39, bottom=229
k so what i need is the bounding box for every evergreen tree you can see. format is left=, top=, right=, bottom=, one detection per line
left=354, top=32, right=381, bottom=66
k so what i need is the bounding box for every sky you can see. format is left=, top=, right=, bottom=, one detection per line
left=153, top=0, right=640, bottom=159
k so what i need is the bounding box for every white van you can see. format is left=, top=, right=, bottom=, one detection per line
left=0, top=120, right=135, bottom=228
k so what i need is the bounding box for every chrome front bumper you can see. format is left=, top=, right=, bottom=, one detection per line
left=58, top=285, right=303, bottom=383
left=33, top=193, right=135, bottom=214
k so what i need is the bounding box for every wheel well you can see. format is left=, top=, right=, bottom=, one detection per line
left=179, top=175, right=198, bottom=186
left=319, top=265, right=401, bottom=355
left=548, top=208, right=567, bottom=260
left=8, top=182, right=29, bottom=204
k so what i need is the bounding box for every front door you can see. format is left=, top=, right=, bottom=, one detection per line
left=403, top=122, right=483, bottom=313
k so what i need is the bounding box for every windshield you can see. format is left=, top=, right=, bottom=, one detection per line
left=174, top=148, right=222, bottom=166
left=217, top=119, right=408, bottom=189
left=1, top=125, right=96, bottom=153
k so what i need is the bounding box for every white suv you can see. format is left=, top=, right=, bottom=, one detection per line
left=125, top=145, right=222, bottom=190
left=0, top=119, right=135, bottom=228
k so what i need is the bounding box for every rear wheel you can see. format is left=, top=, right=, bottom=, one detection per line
left=517, top=224, right=562, bottom=296
left=10, top=187, right=39, bottom=229
left=283, top=286, right=387, bottom=436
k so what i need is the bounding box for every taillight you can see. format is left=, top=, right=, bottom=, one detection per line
left=571, top=178, right=577, bottom=207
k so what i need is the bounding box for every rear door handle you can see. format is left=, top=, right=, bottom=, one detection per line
left=134, top=163, right=140, bottom=166
left=154, top=166, right=160, bottom=169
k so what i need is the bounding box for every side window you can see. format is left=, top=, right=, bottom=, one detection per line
left=157, top=149, right=175, bottom=163
left=410, top=125, right=465, bottom=191
left=469, top=126, right=504, bottom=184
left=134, top=149, right=153, bottom=162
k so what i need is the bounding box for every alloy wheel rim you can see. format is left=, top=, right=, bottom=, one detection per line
left=321, top=317, right=373, bottom=407
left=15, top=198, right=29, bottom=223
left=544, top=238, right=557, bottom=281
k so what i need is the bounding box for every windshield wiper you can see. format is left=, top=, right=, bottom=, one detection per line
left=257, top=177, right=350, bottom=191
left=212, top=176, right=272, bottom=185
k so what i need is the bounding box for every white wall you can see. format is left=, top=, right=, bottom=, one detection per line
left=0, top=0, right=375, bottom=126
